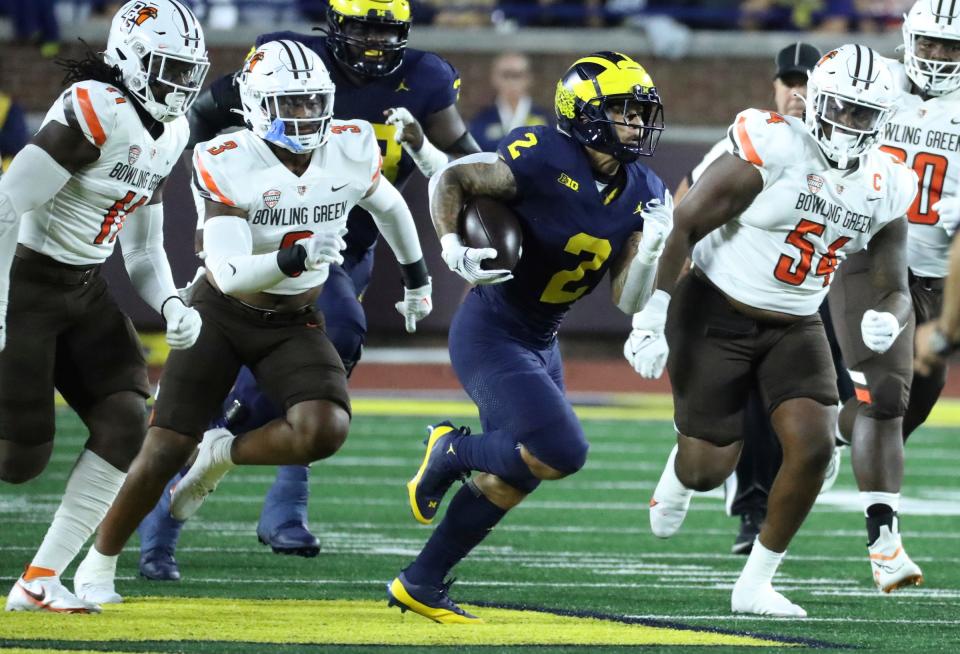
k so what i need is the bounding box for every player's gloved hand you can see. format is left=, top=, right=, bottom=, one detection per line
left=440, top=233, right=513, bottom=285
left=623, top=290, right=670, bottom=379
left=638, top=198, right=673, bottom=263
left=162, top=297, right=202, bottom=350
left=395, top=279, right=433, bottom=333
left=932, top=197, right=960, bottom=237
left=299, top=228, right=347, bottom=270
left=384, top=107, right=425, bottom=151
left=861, top=309, right=902, bottom=354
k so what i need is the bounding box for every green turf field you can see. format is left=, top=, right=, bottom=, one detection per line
left=1, top=400, right=959, bottom=652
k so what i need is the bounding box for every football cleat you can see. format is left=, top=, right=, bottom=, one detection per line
left=869, top=525, right=924, bottom=593
left=139, top=548, right=181, bottom=581
left=731, top=580, right=807, bottom=618
left=649, top=445, right=694, bottom=538
left=5, top=571, right=101, bottom=614
left=257, top=520, right=320, bottom=558
left=819, top=443, right=844, bottom=494
left=73, top=555, right=123, bottom=605
left=731, top=510, right=764, bottom=556
left=406, top=421, right=468, bottom=525
left=386, top=572, right=482, bottom=624
left=170, top=427, right=236, bottom=521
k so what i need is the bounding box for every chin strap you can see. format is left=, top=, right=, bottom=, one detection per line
left=265, top=118, right=305, bottom=153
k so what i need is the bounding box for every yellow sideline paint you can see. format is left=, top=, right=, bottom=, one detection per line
left=0, top=598, right=793, bottom=648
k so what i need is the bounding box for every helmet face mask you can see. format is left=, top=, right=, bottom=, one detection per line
left=105, top=0, right=209, bottom=123
left=803, top=45, right=897, bottom=169
left=555, top=52, right=664, bottom=163
left=239, top=41, right=336, bottom=154
left=327, top=0, right=411, bottom=78
left=903, top=0, right=960, bottom=96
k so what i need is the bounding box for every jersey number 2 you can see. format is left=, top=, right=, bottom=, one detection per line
left=540, top=233, right=612, bottom=304
left=95, top=191, right=149, bottom=244
left=774, top=219, right=850, bottom=288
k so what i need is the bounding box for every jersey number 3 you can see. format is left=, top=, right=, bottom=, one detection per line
left=540, top=233, right=612, bottom=304
left=774, top=218, right=850, bottom=288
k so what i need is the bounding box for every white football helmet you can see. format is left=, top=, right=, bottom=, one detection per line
left=903, top=0, right=960, bottom=96
left=104, top=0, right=209, bottom=123
left=237, top=40, right=336, bottom=154
left=804, top=44, right=898, bottom=169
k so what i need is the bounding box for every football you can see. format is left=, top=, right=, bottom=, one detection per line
left=457, top=197, right=523, bottom=271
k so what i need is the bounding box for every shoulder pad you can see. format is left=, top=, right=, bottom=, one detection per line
left=61, top=81, right=126, bottom=148
left=329, top=120, right=381, bottom=182
left=872, top=149, right=919, bottom=220
left=726, top=108, right=804, bottom=173
left=192, top=134, right=249, bottom=208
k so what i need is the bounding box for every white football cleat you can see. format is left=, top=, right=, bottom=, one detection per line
left=73, top=554, right=122, bottom=605
left=869, top=525, right=923, bottom=593
left=5, top=573, right=101, bottom=614
left=819, top=444, right=844, bottom=495
left=649, top=445, right=694, bottom=538
left=170, top=427, right=236, bottom=521
left=731, top=580, right=807, bottom=618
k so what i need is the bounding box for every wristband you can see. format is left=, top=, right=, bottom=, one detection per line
left=277, top=244, right=307, bottom=277
left=400, top=258, right=430, bottom=289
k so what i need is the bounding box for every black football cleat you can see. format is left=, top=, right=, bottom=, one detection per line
left=386, top=572, right=482, bottom=623
left=731, top=510, right=764, bottom=555
left=406, top=421, right=468, bottom=525
left=256, top=520, right=320, bottom=558
left=139, top=548, right=181, bottom=581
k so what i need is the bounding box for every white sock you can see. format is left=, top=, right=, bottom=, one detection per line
left=657, top=445, right=692, bottom=497
left=79, top=544, right=119, bottom=577
left=860, top=491, right=900, bottom=516
left=211, top=434, right=236, bottom=468
left=738, top=538, right=785, bottom=587
left=31, top=450, right=126, bottom=576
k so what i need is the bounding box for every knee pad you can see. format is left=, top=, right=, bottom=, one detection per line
left=221, top=367, right=282, bottom=432
left=856, top=370, right=909, bottom=421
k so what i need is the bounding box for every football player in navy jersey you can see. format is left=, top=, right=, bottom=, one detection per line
left=137, top=0, right=480, bottom=581
left=386, top=52, right=673, bottom=623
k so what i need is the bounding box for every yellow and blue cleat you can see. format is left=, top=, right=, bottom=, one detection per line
left=406, top=421, right=468, bottom=525
left=386, top=572, right=482, bottom=624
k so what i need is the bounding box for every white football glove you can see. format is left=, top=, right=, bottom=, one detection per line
left=162, top=297, right=202, bottom=350
left=861, top=309, right=902, bottom=354
left=178, top=266, right=206, bottom=305
left=299, top=229, right=347, bottom=270
left=623, top=290, right=670, bottom=379
left=385, top=106, right=447, bottom=176
left=395, top=279, right=433, bottom=333
left=440, top=233, right=513, bottom=285
left=932, top=197, right=960, bottom=237
left=384, top=107, right=420, bottom=144
left=638, top=198, right=674, bottom=263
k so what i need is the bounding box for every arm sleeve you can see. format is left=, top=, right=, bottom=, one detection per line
left=119, top=203, right=179, bottom=316
left=203, top=215, right=289, bottom=294
left=358, top=176, right=422, bottom=265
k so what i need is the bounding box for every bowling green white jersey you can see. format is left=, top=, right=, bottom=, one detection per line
left=20, top=80, right=188, bottom=265
left=880, top=61, right=960, bottom=279
left=692, top=108, right=918, bottom=316
left=192, top=119, right=382, bottom=295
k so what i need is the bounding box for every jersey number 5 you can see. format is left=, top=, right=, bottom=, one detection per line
left=95, top=191, right=149, bottom=245
left=540, top=233, right=612, bottom=304
left=774, top=218, right=850, bottom=288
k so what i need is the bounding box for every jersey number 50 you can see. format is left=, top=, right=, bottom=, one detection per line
left=880, top=145, right=948, bottom=225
